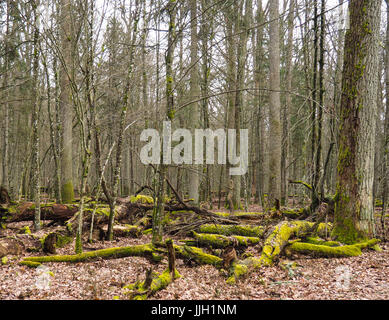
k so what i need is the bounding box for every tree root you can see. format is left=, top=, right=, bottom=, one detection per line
left=285, top=239, right=380, bottom=258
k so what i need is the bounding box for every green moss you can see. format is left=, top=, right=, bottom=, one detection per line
left=191, top=231, right=259, bottom=248
left=198, top=224, right=264, bottom=237
left=286, top=239, right=380, bottom=258
left=142, top=228, right=152, bottom=235
left=315, top=222, right=333, bottom=238
left=1, top=256, right=8, bottom=265
left=61, top=181, right=75, bottom=204
left=226, top=262, right=249, bottom=285
left=124, top=268, right=181, bottom=300
left=174, top=245, right=223, bottom=268
left=260, top=221, right=314, bottom=266
left=286, top=242, right=361, bottom=257
left=130, top=195, right=154, bottom=204
left=19, top=226, right=31, bottom=235
left=304, top=236, right=340, bottom=247
left=18, top=260, right=42, bottom=268
left=56, top=234, right=72, bottom=248
left=22, top=243, right=164, bottom=264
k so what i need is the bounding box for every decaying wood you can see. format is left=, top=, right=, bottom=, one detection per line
left=0, top=186, right=11, bottom=205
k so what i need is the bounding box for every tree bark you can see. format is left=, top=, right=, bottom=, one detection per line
left=333, top=0, right=381, bottom=243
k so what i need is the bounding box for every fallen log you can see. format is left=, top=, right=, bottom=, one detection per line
left=20, top=243, right=165, bottom=266
left=2, top=202, right=78, bottom=223
left=188, top=231, right=260, bottom=249
left=198, top=224, right=264, bottom=238
left=174, top=244, right=223, bottom=268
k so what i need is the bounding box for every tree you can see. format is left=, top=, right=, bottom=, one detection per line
left=268, top=0, right=282, bottom=208
left=188, top=0, right=200, bottom=205
left=333, top=0, right=381, bottom=244
left=59, top=0, right=75, bottom=203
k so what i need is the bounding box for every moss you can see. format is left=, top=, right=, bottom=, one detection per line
left=130, top=195, right=154, bottom=204
left=40, top=232, right=72, bottom=250
left=198, top=224, right=264, bottom=237
left=19, top=226, right=31, bottom=235
left=56, top=234, right=72, bottom=248
left=331, top=216, right=366, bottom=245
left=304, top=236, right=341, bottom=247
left=124, top=268, right=181, bottom=300
left=260, top=221, right=314, bottom=266
left=22, top=243, right=164, bottom=264
left=18, top=260, right=42, bottom=268
left=61, top=181, right=75, bottom=204
left=191, top=231, right=259, bottom=249
left=1, top=256, right=8, bottom=265
left=281, top=208, right=303, bottom=219
left=286, top=239, right=380, bottom=258
left=143, top=228, right=152, bottom=235
left=174, top=245, right=223, bottom=268
left=315, top=222, right=333, bottom=238
left=226, top=262, right=249, bottom=285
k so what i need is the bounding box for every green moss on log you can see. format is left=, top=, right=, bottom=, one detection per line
left=198, top=224, right=264, bottom=237
left=260, top=221, right=314, bottom=266
left=21, top=243, right=164, bottom=264
left=191, top=231, right=260, bottom=248
left=130, top=195, right=154, bottom=204
left=124, top=268, right=181, bottom=300
left=19, top=260, right=42, bottom=268
left=174, top=245, right=223, bottom=268
left=304, top=236, right=341, bottom=247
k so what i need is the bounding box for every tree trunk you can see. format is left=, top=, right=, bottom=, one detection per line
left=333, top=0, right=381, bottom=244
left=268, top=0, right=282, bottom=208
left=59, top=0, right=75, bottom=203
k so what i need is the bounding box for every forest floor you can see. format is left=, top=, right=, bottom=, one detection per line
left=1, top=203, right=389, bottom=300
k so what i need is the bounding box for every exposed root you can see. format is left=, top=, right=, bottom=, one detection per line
left=285, top=239, right=380, bottom=258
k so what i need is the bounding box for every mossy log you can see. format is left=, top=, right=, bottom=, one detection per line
left=1, top=202, right=78, bottom=223
left=40, top=231, right=73, bottom=254
left=223, top=220, right=315, bottom=284
left=304, top=236, right=340, bottom=247
left=113, top=224, right=142, bottom=238
left=20, top=243, right=165, bottom=264
left=189, top=231, right=260, bottom=249
left=260, top=220, right=314, bottom=265
left=124, top=268, right=181, bottom=300
left=174, top=244, right=223, bottom=268
left=198, top=224, right=264, bottom=237
left=285, top=239, right=380, bottom=258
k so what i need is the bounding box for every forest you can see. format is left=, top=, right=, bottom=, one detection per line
left=0, top=0, right=388, bottom=301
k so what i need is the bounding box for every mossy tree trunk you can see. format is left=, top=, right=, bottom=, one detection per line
left=333, top=0, right=381, bottom=244
left=152, top=0, right=177, bottom=244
